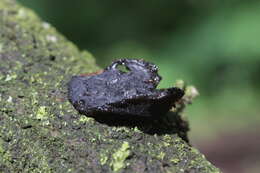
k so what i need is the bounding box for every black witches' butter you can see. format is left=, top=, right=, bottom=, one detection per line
left=68, top=59, right=184, bottom=120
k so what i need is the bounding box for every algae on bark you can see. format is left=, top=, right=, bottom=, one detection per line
left=0, top=0, right=220, bottom=172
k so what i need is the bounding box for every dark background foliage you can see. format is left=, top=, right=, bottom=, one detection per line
left=18, top=0, right=260, bottom=172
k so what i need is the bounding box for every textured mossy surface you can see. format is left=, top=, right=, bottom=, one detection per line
left=0, top=0, right=221, bottom=172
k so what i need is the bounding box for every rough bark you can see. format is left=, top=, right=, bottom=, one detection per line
left=0, top=0, right=220, bottom=172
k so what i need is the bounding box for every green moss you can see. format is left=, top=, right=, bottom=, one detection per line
left=110, top=141, right=130, bottom=172
left=0, top=139, right=12, bottom=169
left=0, top=0, right=221, bottom=172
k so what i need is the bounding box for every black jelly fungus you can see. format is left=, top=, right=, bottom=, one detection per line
left=68, top=59, right=184, bottom=120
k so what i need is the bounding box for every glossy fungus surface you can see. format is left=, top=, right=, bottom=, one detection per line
left=68, top=59, right=184, bottom=120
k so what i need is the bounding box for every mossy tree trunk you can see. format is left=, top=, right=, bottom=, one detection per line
left=0, top=0, right=220, bottom=172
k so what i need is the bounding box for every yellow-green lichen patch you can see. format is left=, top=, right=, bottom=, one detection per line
left=6, top=96, right=12, bottom=103
left=4, top=73, right=17, bottom=82
left=110, top=141, right=130, bottom=172
left=36, top=106, right=52, bottom=120
left=100, top=153, right=108, bottom=165
left=112, top=126, right=130, bottom=133
left=163, top=141, right=170, bottom=147
left=171, top=158, right=180, bottom=164
left=157, top=151, right=166, bottom=160
left=132, top=126, right=141, bottom=133
left=79, top=115, right=93, bottom=124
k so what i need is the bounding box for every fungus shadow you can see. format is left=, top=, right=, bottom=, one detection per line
left=94, top=111, right=189, bottom=142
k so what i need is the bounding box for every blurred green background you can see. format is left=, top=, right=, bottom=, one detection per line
left=18, top=0, right=260, bottom=172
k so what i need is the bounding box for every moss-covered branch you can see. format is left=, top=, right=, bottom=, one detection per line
left=0, top=0, right=220, bottom=172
